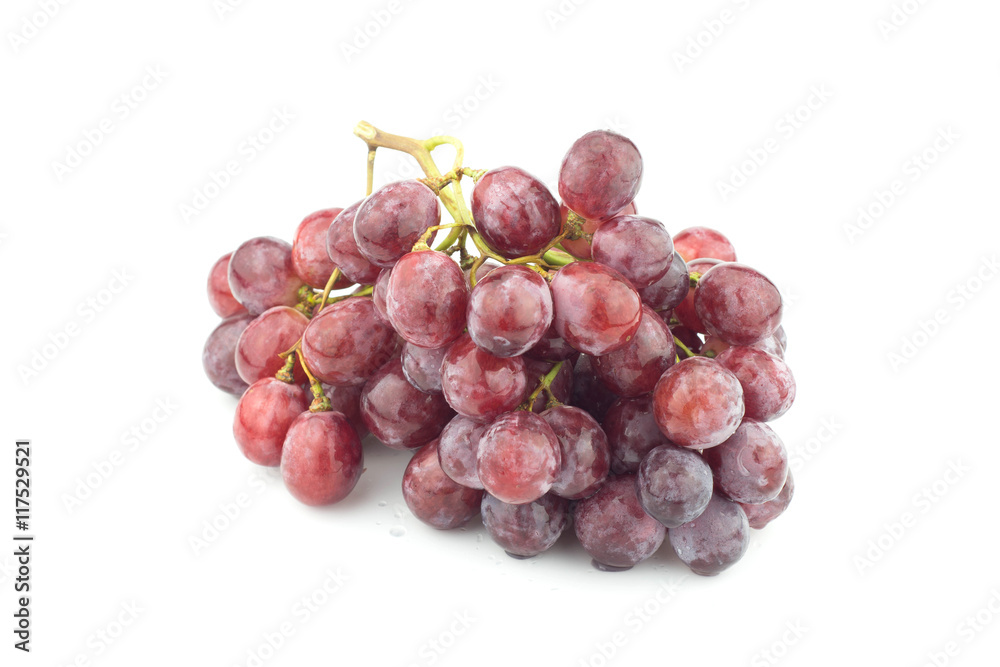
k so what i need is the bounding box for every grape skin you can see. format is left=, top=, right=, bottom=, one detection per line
left=638, top=252, right=689, bottom=312
left=603, top=395, right=672, bottom=475
left=400, top=342, right=449, bottom=394
left=437, top=415, right=489, bottom=490
left=673, top=257, right=722, bottom=333
left=281, top=411, right=363, bottom=506
left=203, top=313, right=253, bottom=395
left=740, top=471, right=794, bottom=529
left=570, top=355, right=619, bottom=423
left=559, top=130, right=642, bottom=221
left=233, top=378, right=309, bottom=467
left=228, top=237, right=305, bottom=316
left=559, top=202, right=637, bottom=260
left=471, top=166, right=561, bottom=257
left=402, top=439, right=483, bottom=530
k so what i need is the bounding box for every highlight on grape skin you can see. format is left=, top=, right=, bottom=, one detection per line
left=201, top=121, right=795, bottom=576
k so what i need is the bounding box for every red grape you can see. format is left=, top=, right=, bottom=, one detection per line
left=386, top=251, right=469, bottom=349
left=702, top=421, right=788, bottom=504
left=281, top=411, right=363, bottom=506
left=400, top=342, right=448, bottom=394
left=325, top=201, right=382, bottom=285
left=467, top=265, right=553, bottom=358
left=477, top=411, right=561, bottom=505
left=541, top=406, right=610, bottom=500
left=481, top=493, right=569, bottom=558
left=360, top=358, right=454, bottom=450
left=437, top=415, right=489, bottom=489
left=550, top=262, right=642, bottom=356
left=637, top=444, right=713, bottom=528
left=559, top=130, right=642, bottom=221
left=694, top=263, right=783, bottom=346
left=234, top=306, right=308, bottom=385
left=559, top=201, right=637, bottom=260
left=228, top=237, right=305, bottom=315
left=402, top=439, right=483, bottom=530
left=740, top=472, right=794, bottom=529
left=715, top=346, right=796, bottom=421
left=301, top=297, right=396, bottom=387
left=603, top=395, right=672, bottom=474
left=638, top=252, right=689, bottom=312
left=592, top=215, right=674, bottom=289
left=573, top=474, right=665, bottom=570
left=673, top=226, right=737, bottom=262
left=233, top=378, right=309, bottom=466
left=652, top=357, right=744, bottom=450
left=570, top=355, right=619, bottom=423
left=471, top=166, right=561, bottom=257
left=440, top=334, right=527, bottom=423
left=207, top=252, right=247, bottom=318
left=203, top=313, right=253, bottom=395
left=668, top=492, right=749, bottom=576
left=353, top=180, right=440, bottom=268
left=592, top=304, right=676, bottom=397
left=292, top=208, right=352, bottom=289
left=673, top=257, right=721, bottom=333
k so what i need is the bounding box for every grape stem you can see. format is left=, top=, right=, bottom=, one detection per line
left=314, top=268, right=343, bottom=316
left=673, top=336, right=697, bottom=359
left=275, top=353, right=297, bottom=384
left=295, top=348, right=332, bottom=413
left=521, top=361, right=564, bottom=411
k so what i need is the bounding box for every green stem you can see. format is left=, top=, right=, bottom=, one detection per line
left=674, top=336, right=697, bottom=359
left=521, top=361, right=564, bottom=410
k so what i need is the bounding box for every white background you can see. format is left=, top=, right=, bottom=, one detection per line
left=3, top=0, right=1000, bottom=665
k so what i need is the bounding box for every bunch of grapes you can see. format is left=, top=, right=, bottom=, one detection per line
left=202, top=122, right=795, bottom=576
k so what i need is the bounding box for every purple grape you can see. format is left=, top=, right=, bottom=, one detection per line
left=573, top=475, right=665, bottom=570
left=592, top=304, right=676, bottom=398
left=471, top=166, right=561, bottom=257
left=301, top=297, right=396, bottom=387
left=372, top=267, right=391, bottom=321
left=228, top=236, right=305, bottom=315
left=360, top=358, right=454, bottom=450
left=702, top=421, right=788, bottom=504
left=540, top=406, right=610, bottom=500
left=694, top=262, right=783, bottom=346
left=292, top=208, right=352, bottom=289
left=386, top=251, right=469, bottom=349
left=525, top=324, right=579, bottom=362
left=481, top=493, right=569, bottom=558
left=669, top=492, right=749, bottom=576
left=325, top=201, right=382, bottom=285
left=603, top=395, right=671, bottom=474
left=637, top=444, right=713, bottom=528
left=638, top=252, right=689, bottom=312
left=203, top=313, right=253, bottom=395
left=353, top=180, right=440, bottom=268
left=403, top=439, right=483, bottom=530
left=467, top=265, right=553, bottom=358
left=592, top=215, right=674, bottom=289
left=440, top=334, right=527, bottom=423
left=570, top=355, right=619, bottom=423
left=559, top=130, right=642, bottom=222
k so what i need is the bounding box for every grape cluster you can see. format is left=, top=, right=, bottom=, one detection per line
left=202, top=123, right=796, bottom=576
